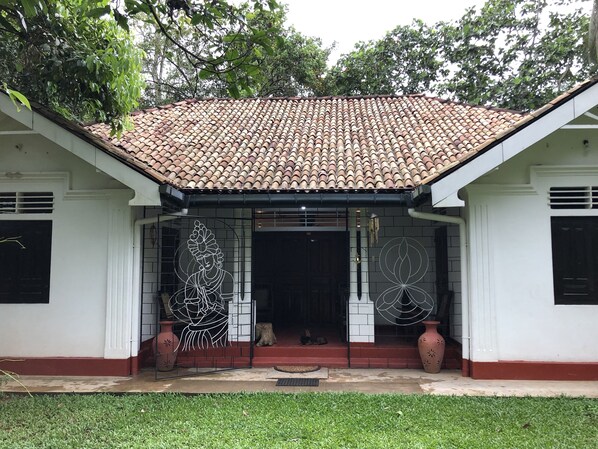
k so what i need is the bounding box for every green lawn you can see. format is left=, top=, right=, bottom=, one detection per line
left=0, top=393, right=596, bottom=448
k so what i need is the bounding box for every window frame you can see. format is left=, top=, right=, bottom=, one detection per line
left=551, top=216, right=598, bottom=305
left=0, top=219, right=53, bottom=304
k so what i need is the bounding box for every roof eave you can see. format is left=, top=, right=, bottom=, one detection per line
left=0, top=93, right=162, bottom=206
left=425, top=77, right=598, bottom=207
left=159, top=185, right=423, bottom=209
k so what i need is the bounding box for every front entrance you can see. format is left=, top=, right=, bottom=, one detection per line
left=253, top=232, right=348, bottom=330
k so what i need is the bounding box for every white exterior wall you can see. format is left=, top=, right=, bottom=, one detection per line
left=0, top=132, right=137, bottom=359
left=465, top=130, right=598, bottom=363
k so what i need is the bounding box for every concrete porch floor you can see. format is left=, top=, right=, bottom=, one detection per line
left=3, top=368, right=598, bottom=397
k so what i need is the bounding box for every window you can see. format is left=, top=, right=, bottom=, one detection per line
left=551, top=217, right=598, bottom=305
left=0, top=220, right=52, bottom=304
left=0, top=192, right=54, bottom=214
left=549, top=186, right=598, bottom=209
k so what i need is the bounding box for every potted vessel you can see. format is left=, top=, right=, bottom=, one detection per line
left=417, top=320, right=445, bottom=374
left=155, top=320, right=179, bottom=371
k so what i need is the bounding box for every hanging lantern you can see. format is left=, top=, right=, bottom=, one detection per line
left=368, top=213, right=380, bottom=245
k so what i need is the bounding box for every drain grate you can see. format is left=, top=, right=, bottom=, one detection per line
left=276, top=378, right=319, bottom=387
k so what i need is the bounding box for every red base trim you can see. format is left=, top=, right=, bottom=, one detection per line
left=469, top=360, right=598, bottom=380
left=0, top=357, right=133, bottom=376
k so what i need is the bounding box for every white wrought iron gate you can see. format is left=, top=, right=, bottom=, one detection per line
left=153, top=214, right=252, bottom=379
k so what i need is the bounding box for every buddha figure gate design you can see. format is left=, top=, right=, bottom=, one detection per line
left=170, top=220, right=233, bottom=351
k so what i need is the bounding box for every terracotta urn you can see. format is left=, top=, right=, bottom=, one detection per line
left=417, top=320, right=445, bottom=374
left=155, top=320, right=179, bottom=371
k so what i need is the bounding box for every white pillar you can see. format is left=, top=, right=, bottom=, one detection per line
left=104, top=194, right=135, bottom=359
left=236, top=210, right=253, bottom=341
left=348, top=209, right=375, bottom=343
left=468, top=203, right=498, bottom=361
left=226, top=209, right=252, bottom=342
left=348, top=209, right=359, bottom=302
left=228, top=210, right=243, bottom=341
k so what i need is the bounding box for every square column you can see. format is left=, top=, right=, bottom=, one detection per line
left=348, top=209, right=375, bottom=343
left=227, top=209, right=252, bottom=342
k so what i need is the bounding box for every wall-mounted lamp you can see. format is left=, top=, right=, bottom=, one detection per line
left=150, top=224, right=157, bottom=247
left=354, top=251, right=361, bottom=264
left=368, top=213, right=380, bottom=244
left=583, top=139, right=590, bottom=149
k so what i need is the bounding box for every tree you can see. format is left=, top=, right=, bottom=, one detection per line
left=138, top=5, right=332, bottom=105
left=124, top=0, right=282, bottom=100
left=329, top=0, right=595, bottom=111
left=442, top=0, right=593, bottom=110
left=251, top=26, right=332, bottom=97
left=327, top=20, right=446, bottom=96
left=589, top=0, right=598, bottom=62
left=0, top=0, right=144, bottom=133
left=1, top=0, right=282, bottom=132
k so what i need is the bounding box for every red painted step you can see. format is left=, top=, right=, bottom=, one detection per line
left=253, top=345, right=347, bottom=358
left=252, top=356, right=349, bottom=368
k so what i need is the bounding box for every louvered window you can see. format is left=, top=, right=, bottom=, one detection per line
left=549, top=187, right=597, bottom=209
left=255, top=209, right=347, bottom=231
left=0, top=192, right=54, bottom=214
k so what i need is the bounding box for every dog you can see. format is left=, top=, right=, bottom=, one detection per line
left=300, top=329, right=327, bottom=345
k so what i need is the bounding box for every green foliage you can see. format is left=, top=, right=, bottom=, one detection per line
left=328, top=20, right=446, bottom=96
left=442, top=0, right=594, bottom=110
left=329, top=0, right=596, bottom=111
left=249, top=25, right=332, bottom=97
left=138, top=4, right=330, bottom=105
left=129, top=0, right=283, bottom=104
left=0, top=393, right=597, bottom=448
left=1, top=84, right=30, bottom=111
left=1, top=0, right=283, bottom=132
left=0, top=0, right=144, bottom=134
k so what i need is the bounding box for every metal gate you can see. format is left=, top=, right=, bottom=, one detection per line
left=366, top=210, right=436, bottom=339
left=153, top=213, right=252, bottom=379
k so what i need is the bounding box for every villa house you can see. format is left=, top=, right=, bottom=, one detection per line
left=1, top=78, right=597, bottom=380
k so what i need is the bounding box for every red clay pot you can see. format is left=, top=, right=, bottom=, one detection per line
left=155, top=321, right=179, bottom=371
left=418, top=320, right=445, bottom=374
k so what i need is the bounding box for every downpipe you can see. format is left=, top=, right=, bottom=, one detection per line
left=407, top=208, right=471, bottom=377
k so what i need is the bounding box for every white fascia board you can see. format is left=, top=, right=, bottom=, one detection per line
left=431, top=82, right=598, bottom=206
left=0, top=95, right=161, bottom=206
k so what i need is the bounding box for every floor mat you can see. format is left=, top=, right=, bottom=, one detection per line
left=275, top=378, right=320, bottom=387
left=274, top=365, right=321, bottom=373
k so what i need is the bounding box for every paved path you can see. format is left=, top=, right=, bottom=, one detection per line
left=3, top=368, right=598, bottom=397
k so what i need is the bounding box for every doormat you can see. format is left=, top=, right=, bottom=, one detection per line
left=274, top=365, right=321, bottom=374
left=276, top=378, right=319, bottom=387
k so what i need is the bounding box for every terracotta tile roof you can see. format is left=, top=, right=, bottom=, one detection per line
left=86, top=95, right=525, bottom=192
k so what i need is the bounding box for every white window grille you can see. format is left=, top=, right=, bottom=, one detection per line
left=254, top=208, right=347, bottom=231
left=0, top=192, right=54, bottom=214
left=549, top=187, right=598, bottom=209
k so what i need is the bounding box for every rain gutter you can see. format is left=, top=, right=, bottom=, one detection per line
left=159, top=184, right=425, bottom=209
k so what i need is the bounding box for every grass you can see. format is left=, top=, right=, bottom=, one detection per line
left=0, top=393, right=597, bottom=448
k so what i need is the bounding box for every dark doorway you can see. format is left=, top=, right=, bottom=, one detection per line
left=253, top=231, right=348, bottom=328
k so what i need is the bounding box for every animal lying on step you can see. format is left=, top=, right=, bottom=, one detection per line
left=300, top=329, right=327, bottom=345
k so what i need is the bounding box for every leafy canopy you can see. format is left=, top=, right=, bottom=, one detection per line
left=1, top=0, right=282, bottom=133
left=138, top=4, right=331, bottom=106
left=0, top=0, right=144, bottom=134
left=328, top=0, right=596, bottom=111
